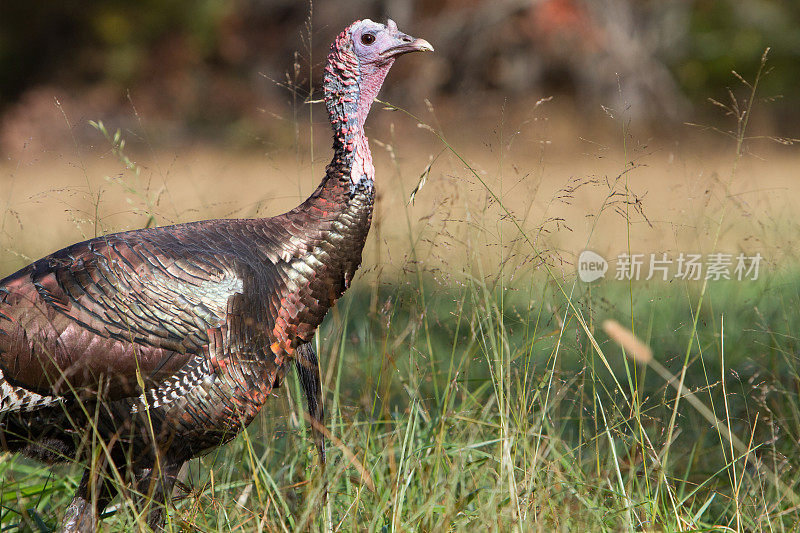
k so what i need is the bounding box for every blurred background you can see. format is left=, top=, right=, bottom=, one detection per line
left=1, top=0, right=798, bottom=153
left=1, top=0, right=798, bottom=279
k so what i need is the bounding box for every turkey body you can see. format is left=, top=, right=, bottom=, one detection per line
left=0, top=173, right=370, bottom=531
left=0, top=173, right=370, bottom=458
left=0, top=17, right=431, bottom=532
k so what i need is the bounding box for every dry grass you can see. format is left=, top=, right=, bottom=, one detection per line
left=1, top=105, right=798, bottom=278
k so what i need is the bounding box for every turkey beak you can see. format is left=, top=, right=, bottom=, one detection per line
left=380, top=34, right=434, bottom=58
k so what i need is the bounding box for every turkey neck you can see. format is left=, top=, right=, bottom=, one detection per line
left=323, top=33, right=394, bottom=196
left=286, top=37, right=395, bottom=243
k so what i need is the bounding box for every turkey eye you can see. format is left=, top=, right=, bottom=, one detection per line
left=361, top=33, right=376, bottom=45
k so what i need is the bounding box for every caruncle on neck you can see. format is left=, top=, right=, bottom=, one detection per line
left=322, top=19, right=433, bottom=194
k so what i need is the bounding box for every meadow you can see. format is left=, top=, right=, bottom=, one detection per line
left=2, top=63, right=800, bottom=531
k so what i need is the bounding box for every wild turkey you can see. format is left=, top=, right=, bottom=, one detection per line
left=0, top=19, right=432, bottom=532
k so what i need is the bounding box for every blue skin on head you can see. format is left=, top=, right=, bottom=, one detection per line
left=349, top=19, right=433, bottom=68
left=323, top=20, right=433, bottom=194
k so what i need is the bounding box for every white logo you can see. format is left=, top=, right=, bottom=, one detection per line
left=578, top=250, right=608, bottom=282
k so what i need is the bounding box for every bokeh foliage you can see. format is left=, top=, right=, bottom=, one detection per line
left=679, top=0, right=800, bottom=109
left=1, top=0, right=798, bottom=133
left=0, top=1, right=230, bottom=100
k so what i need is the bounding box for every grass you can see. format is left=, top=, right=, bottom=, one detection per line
left=2, top=46, right=800, bottom=532
left=6, top=275, right=800, bottom=531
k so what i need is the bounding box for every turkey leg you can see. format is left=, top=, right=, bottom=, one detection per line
left=60, top=467, right=117, bottom=533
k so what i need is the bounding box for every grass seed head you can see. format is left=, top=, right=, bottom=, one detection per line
left=602, top=319, right=653, bottom=364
